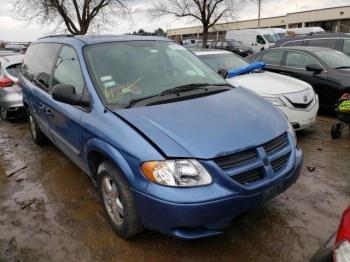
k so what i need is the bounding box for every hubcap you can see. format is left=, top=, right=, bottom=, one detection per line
left=101, top=176, right=124, bottom=225
left=29, top=115, right=37, bottom=139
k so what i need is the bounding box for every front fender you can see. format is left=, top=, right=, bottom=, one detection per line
left=84, top=138, right=149, bottom=193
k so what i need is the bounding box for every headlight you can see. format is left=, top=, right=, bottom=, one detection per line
left=141, top=159, right=212, bottom=187
left=287, top=121, right=297, bottom=145
left=261, top=95, right=286, bottom=106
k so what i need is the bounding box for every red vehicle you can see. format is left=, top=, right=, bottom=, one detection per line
left=311, top=205, right=350, bottom=261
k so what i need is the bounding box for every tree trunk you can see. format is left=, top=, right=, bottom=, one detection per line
left=202, top=26, right=209, bottom=48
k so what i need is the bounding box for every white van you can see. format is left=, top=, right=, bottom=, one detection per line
left=225, top=29, right=278, bottom=52
left=287, top=27, right=325, bottom=36
left=269, top=28, right=288, bottom=39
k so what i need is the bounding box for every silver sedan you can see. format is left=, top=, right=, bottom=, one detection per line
left=0, top=54, right=24, bottom=120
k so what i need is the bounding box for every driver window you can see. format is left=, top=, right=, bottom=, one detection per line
left=286, top=51, right=318, bottom=69
left=53, top=46, right=85, bottom=96
left=257, top=35, right=266, bottom=44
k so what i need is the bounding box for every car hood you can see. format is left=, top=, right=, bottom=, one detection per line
left=113, top=87, right=287, bottom=159
left=227, top=71, right=310, bottom=95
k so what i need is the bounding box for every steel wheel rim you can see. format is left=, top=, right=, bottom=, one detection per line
left=102, top=175, right=124, bottom=226
left=29, top=115, right=37, bottom=139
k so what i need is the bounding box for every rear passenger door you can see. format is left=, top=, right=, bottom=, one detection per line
left=281, top=51, right=329, bottom=105
left=21, top=43, right=61, bottom=138
left=259, top=49, right=284, bottom=73
left=46, top=45, right=89, bottom=171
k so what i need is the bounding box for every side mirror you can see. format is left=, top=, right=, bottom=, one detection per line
left=52, top=84, right=89, bottom=107
left=218, top=68, right=228, bottom=78
left=306, top=64, right=323, bottom=74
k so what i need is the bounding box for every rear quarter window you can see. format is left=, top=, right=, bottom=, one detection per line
left=22, top=43, right=61, bottom=91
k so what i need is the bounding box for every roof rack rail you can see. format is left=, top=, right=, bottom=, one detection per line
left=39, top=34, right=75, bottom=39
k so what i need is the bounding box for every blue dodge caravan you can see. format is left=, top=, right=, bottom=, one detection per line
left=20, top=35, right=303, bottom=239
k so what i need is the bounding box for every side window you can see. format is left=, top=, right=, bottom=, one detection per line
left=286, top=51, right=318, bottom=69
left=308, top=39, right=337, bottom=49
left=283, top=41, right=302, bottom=47
left=261, top=50, right=284, bottom=65
left=53, top=46, right=85, bottom=96
left=343, top=39, right=350, bottom=56
left=222, top=42, right=228, bottom=48
left=22, top=43, right=61, bottom=91
left=257, top=35, right=266, bottom=44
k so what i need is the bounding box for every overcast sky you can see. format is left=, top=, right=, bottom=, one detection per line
left=1, top=0, right=349, bottom=42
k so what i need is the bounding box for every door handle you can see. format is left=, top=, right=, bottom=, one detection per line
left=46, top=108, right=54, bottom=117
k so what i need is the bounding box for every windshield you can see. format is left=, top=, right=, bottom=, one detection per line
left=263, top=34, right=277, bottom=43
left=85, top=41, right=226, bottom=106
left=199, top=53, right=249, bottom=72
left=315, top=50, right=350, bottom=69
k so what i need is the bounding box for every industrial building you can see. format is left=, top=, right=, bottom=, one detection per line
left=167, top=5, right=350, bottom=42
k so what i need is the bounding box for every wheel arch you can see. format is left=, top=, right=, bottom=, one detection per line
left=84, top=138, right=148, bottom=192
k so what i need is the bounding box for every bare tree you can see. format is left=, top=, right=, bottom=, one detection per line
left=13, top=0, right=130, bottom=35
left=152, top=0, right=247, bottom=48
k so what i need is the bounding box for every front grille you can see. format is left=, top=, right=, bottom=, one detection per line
left=271, top=154, right=290, bottom=173
left=232, top=169, right=262, bottom=185
left=214, top=149, right=257, bottom=171
left=290, top=98, right=314, bottom=109
left=263, top=133, right=288, bottom=155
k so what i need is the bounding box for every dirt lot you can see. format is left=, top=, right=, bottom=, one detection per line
left=0, top=116, right=349, bottom=262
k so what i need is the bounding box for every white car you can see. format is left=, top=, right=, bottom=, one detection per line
left=194, top=50, right=319, bottom=130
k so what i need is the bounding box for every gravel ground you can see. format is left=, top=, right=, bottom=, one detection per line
left=0, top=116, right=349, bottom=262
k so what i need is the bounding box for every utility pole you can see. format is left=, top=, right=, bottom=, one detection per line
left=257, top=0, right=261, bottom=28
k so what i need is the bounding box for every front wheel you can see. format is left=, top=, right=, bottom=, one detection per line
left=98, top=161, right=143, bottom=238
left=331, top=123, right=342, bottom=139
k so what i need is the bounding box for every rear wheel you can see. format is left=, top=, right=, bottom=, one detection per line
left=98, top=161, right=143, bottom=238
left=28, top=110, right=48, bottom=145
left=0, top=106, right=7, bottom=120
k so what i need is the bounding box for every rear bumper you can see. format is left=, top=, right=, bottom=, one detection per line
left=310, top=232, right=336, bottom=262
left=133, top=147, right=303, bottom=239
left=0, top=92, right=23, bottom=111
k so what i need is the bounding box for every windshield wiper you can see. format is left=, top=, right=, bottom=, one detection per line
left=335, top=66, right=350, bottom=69
left=160, top=83, right=229, bottom=95
left=125, top=83, right=230, bottom=108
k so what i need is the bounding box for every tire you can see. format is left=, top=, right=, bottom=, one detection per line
left=97, top=161, right=143, bottom=238
left=331, top=124, right=342, bottom=139
left=28, top=109, right=48, bottom=145
left=0, top=105, right=7, bottom=120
